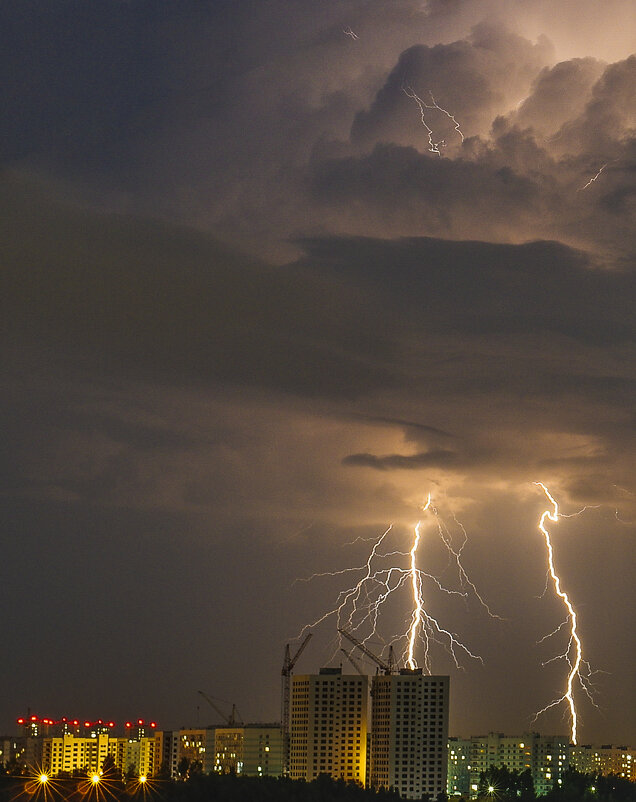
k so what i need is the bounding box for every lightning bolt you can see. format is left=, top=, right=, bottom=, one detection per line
left=578, top=162, right=609, bottom=191
left=532, top=482, right=598, bottom=744
left=402, top=84, right=464, bottom=155
left=296, top=495, right=496, bottom=672
left=406, top=498, right=429, bottom=669
left=402, top=84, right=444, bottom=156
left=427, top=91, right=465, bottom=142
left=343, top=26, right=359, bottom=40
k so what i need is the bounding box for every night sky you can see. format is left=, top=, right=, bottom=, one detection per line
left=1, top=0, right=634, bottom=745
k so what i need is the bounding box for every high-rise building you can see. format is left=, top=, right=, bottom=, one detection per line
left=290, top=667, right=369, bottom=785
left=370, top=669, right=449, bottom=800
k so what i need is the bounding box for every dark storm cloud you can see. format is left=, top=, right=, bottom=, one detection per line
left=348, top=413, right=454, bottom=439
left=297, top=235, right=635, bottom=346
left=0, top=174, right=395, bottom=400
left=1, top=0, right=634, bottom=745
left=343, top=449, right=459, bottom=470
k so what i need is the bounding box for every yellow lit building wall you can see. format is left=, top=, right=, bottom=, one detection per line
left=42, top=733, right=110, bottom=775
left=290, top=669, right=368, bottom=786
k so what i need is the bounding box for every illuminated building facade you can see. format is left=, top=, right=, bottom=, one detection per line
left=242, top=724, right=284, bottom=776
left=448, top=732, right=569, bottom=797
left=370, top=670, right=449, bottom=800
left=290, top=668, right=368, bottom=785
left=178, top=728, right=215, bottom=774
left=466, top=733, right=534, bottom=794
left=533, top=735, right=569, bottom=796
left=108, top=736, right=155, bottom=777
left=569, top=745, right=636, bottom=781
left=214, top=728, right=243, bottom=774
left=447, top=738, right=472, bottom=796
left=42, top=733, right=110, bottom=775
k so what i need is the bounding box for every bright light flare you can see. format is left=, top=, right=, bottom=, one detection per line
left=126, top=774, right=160, bottom=799
left=22, top=767, right=64, bottom=802
left=76, top=770, right=120, bottom=802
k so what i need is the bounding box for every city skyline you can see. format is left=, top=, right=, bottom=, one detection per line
left=1, top=0, right=634, bottom=747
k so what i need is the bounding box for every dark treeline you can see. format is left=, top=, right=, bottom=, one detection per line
left=0, top=768, right=634, bottom=802
left=477, top=766, right=636, bottom=802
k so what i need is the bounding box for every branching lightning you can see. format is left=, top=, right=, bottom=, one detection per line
left=343, top=26, right=359, bottom=40
left=402, top=84, right=464, bottom=155
left=532, top=482, right=598, bottom=744
left=402, top=84, right=444, bottom=155
left=297, top=495, right=497, bottom=672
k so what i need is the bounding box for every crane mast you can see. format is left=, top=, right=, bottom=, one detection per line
left=281, top=633, right=312, bottom=774
left=340, top=648, right=366, bottom=676
left=338, top=628, right=396, bottom=675
left=197, top=690, right=243, bottom=726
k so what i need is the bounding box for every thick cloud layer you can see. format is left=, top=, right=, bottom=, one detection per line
left=1, top=0, right=634, bottom=745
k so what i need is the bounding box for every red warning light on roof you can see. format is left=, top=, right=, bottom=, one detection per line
left=17, top=718, right=25, bottom=725
left=138, top=719, right=144, bottom=725
left=31, top=716, right=38, bottom=721
left=150, top=722, right=156, bottom=728
left=125, top=722, right=132, bottom=728
left=108, top=722, right=115, bottom=728
left=84, top=722, right=91, bottom=728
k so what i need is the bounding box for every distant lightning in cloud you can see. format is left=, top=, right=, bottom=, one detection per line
left=402, top=84, right=445, bottom=156
left=402, top=84, right=464, bottom=155
left=296, top=496, right=497, bottom=672
left=532, top=482, right=598, bottom=744
left=427, top=91, right=465, bottom=142
left=578, top=162, right=609, bottom=191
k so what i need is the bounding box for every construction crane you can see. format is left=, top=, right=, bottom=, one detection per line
left=338, top=628, right=396, bottom=675
left=197, top=690, right=243, bottom=726
left=281, top=633, right=312, bottom=774
left=340, top=648, right=367, bottom=676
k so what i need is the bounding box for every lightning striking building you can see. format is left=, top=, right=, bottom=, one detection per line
left=289, top=668, right=368, bottom=785
left=370, top=670, right=449, bottom=800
